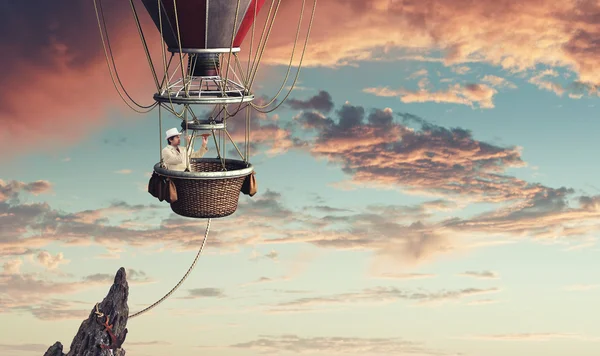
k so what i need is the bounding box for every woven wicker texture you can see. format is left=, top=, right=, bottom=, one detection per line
left=169, top=160, right=249, bottom=218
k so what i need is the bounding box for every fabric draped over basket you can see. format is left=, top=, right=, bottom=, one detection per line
left=148, top=172, right=178, bottom=203
left=241, top=171, right=257, bottom=196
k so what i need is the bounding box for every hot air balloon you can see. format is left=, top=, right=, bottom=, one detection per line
left=90, top=0, right=316, bottom=322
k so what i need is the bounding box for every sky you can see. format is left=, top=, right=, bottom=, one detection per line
left=1, top=0, right=600, bottom=355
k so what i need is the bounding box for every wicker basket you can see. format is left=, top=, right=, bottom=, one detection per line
left=153, top=158, right=253, bottom=219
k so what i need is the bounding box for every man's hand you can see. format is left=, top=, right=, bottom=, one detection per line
left=186, top=135, right=192, bottom=142
left=202, top=135, right=209, bottom=145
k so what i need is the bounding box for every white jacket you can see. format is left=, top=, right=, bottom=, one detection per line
left=161, top=144, right=209, bottom=171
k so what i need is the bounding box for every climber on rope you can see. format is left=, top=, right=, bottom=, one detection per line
left=161, top=127, right=209, bottom=171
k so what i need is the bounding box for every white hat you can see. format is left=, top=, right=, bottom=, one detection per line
left=165, top=127, right=182, bottom=140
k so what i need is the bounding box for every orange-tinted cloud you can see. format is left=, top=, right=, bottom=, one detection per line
left=364, top=83, right=498, bottom=109
left=0, top=179, right=52, bottom=201
left=263, top=0, right=600, bottom=90
left=463, top=332, right=600, bottom=341
left=226, top=334, right=447, bottom=355
left=0, top=1, right=160, bottom=157
left=445, top=188, right=600, bottom=239
left=293, top=98, right=540, bottom=203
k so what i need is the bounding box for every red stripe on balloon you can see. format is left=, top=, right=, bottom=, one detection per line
left=233, top=0, right=266, bottom=47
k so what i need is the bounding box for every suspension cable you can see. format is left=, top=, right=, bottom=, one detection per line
left=251, top=0, right=317, bottom=113
left=250, top=0, right=307, bottom=109
left=129, top=0, right=161, bottom=91
left=93, top=0, right=157, bottom=112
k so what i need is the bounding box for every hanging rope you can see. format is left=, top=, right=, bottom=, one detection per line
left=129, top=0, right=161, bottom=91
left=129, top=218, right=212, bottom=319
left=250, top=0, right=317, bottom=113
left=249, top=0, right=308, bottom=108
left=157, top=0, right=186, bottom=119
left=159, top=104, right=163, bottom=165
left=218, top=0, right=277, bottom=119
left=92, top=0, right=158, bottom=113
left=223, top=0, right=242, bottom=94
left=246, top=0, right=282, bottom=91
left=244, top=0, right=280, bottom=88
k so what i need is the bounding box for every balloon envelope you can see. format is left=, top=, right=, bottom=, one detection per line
left=141, top=0, right=266, bottom=51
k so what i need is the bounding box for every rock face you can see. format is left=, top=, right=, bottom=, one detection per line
left=44, top=267, right=130, bottom=356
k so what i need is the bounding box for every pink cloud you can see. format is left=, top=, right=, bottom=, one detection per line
left=0, top=2, right=160, bottom=158
left=0, top=179, right=52, bottom=201
left=364, top=83, right=498, bottom=109
left=262, top=0, right=600, bottom=90
left=294, top=100, right=538, bottom=203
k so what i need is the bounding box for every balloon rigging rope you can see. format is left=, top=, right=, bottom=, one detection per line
left=246, top=0, right=282, bottom=91
left=250, top=0, right=317, bottom=113
left=246, top=0, right=280, bottom=88
left=221, top=0, right=278, bottom=118
left=129, top=0, right=161, bottom=91
left=128, top=218, right=211, bottom=319
left=209, top=0, right=274, bottom=120
left=92, top=0, right=158, bottom=113
left=158, top=0, right=186, bottom=119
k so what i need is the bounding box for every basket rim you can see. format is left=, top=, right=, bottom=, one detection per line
left=153, top=158, right=254, bottom=180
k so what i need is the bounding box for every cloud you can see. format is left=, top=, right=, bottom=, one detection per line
left=286, top=90, right=334, bottom=113
left=466, top=299, right=500, bottom=306
left=529, top=69, right=565, bottom=96
left=82, top=268, right=154, bottom=285
left=127, top=341, right=173, bottom=346
left=372, top=273, right=436, bottom=280
left=268, top=286, right=500, bottom=313
left=225, top=334, right=448, bottom=355
left=35, top=251, right=69, bottom=269
left=458, top=271, right=499, bottom=279
left=408, top=69, right=429, bottom=79
left=293, top=98, right=542, bottom=203
left=303, top=205, right=354, bottom=213
left=0, top=1, right=159, bottom=157
left=0, top=266, right=155, bottom=321
left=0, top=181, right=302, bottom=261
left=563, top=284, right=600, bottom=291
left=0, top=179, right=52, bottom=201
left=444, top=188, right=600, bottom=239
left=265, top=250, right=279, bottom=260
left=183, top=288, right=227, bottom=299
left=24, top=299, right=91, bottom=321
left=463, top=333, right=600, bottom=342
left=0, top=272, right=101, bottom=318
left=2, top=259, right=23, bottom=274
left=363, top=83, right=498, bottom=109
left=250, top=249, right=280, bottom=262
left=481, top=75, right=517, bottom=89
left=114, top=169, right=133, bottom=174
left=451, top=66, right=470, bottom=74
left=242, top=276, right=278, bottom=287
left=262, top=0, right=600, bottom=93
